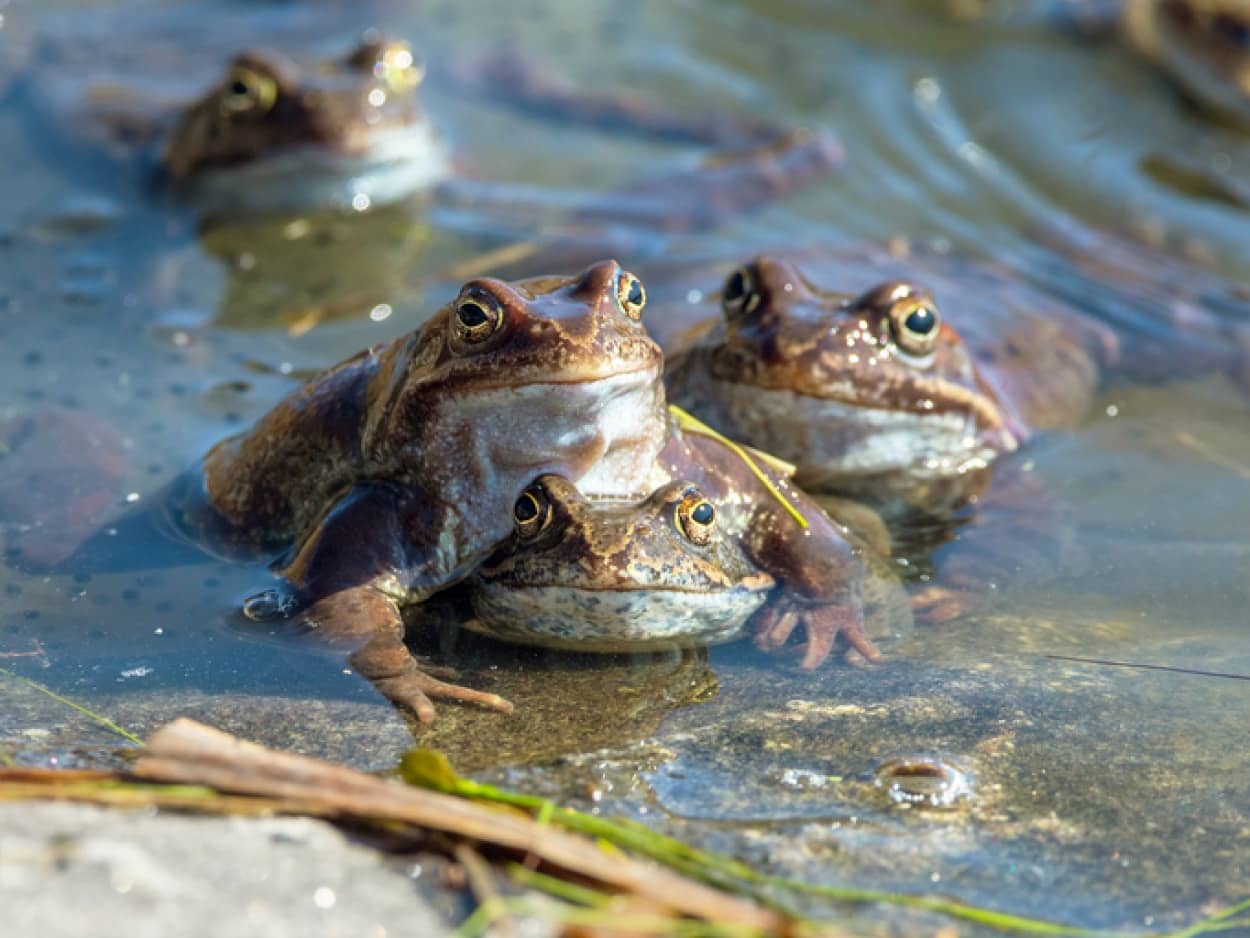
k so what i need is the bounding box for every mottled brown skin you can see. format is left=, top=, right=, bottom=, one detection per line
left=31, top=0, right=848, bottom=236
left=287, top=414, right=879, bottom=720
left=195, top=261, right=665, bottom=547
left=646, top=425, right=879, bottom=671
left=162, top=36, right=425, bottom=179
left=663, top=249, right=1107, bottom=511
left=465, top=476, right=777, bottom=652
left=31, top=25, right=430, bottom=200
left=184, top=263, right=873, bottom=720
left=184, top=260, right=667, bottom=721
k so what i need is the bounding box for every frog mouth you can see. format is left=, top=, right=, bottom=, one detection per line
left=466, top=580, right=770, bottom=652
left=475, top=357, right=664, bottom=391
left=496, top=582, right=773, bottom=596
left=690, top=379, right=1020, bottom=483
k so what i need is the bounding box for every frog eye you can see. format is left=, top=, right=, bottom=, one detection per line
left=453, top=291, right=505, bottom=344
left=513, top=485, right=552, bottom=541
left=378, top=42, right=424, bottom=92
left=221, top=66, right=278, bottom=116
left=1211, top=12, right=1250, bottom=48
left=616, top=271, right=646, bottom=320
left=348, top=37, right=424, bottom=91
left=675, top=490, right=716, bottom=546
left=721, top=265, right=760, bottom=319
left=886, top=292, right=941, bottom=357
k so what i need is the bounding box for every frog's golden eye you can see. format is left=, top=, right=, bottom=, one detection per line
left=221, top=66, right=278, bottom=116
left=453, top=291, right=505, bottom=344
left=513, top=486, right=552, bottom=541
left=721, top=265, right=760, bottom=319
left=348, top=37, right=424, bottom=91
left=886, top=291, right=941, bottom=357
left=377, top=41, right=424, bottom=92
left=675, top=489, right=716, bottom=546
left=616, top=271, right=646, bottom=320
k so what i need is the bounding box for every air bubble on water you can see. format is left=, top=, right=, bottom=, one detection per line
left=873, top=756, right=971, bottom=809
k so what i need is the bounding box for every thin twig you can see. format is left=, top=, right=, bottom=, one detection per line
left=1045, top=654, right=1250, bottom=682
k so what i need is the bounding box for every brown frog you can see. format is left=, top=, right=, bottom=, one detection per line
left=462, top=475, right=909, bottom=662
left=465, top=476, right=777, bottom=653
left=662, top=247, right=1112, bottom=512
left=160, top=37, right=440, bottom=218
left=179, top=262, right=872, bottom=720
left=28, top=7, right=439, bottom=219
left=28, top=3, right=840, bottom=234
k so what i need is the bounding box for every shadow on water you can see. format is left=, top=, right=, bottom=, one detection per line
left=1, top=0, right=1249, bottom=929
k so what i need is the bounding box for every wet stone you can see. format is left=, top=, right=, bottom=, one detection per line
left=0, top=803, right=456, bottom=938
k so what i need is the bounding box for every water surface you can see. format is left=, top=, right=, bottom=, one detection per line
left=1, top=0, right=1248, bottom=931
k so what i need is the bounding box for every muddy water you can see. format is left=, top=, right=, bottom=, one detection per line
left=1, top=0, right=1248, bottom=931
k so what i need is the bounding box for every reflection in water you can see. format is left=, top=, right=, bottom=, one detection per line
left=0, top=0, right=1248, bottom=929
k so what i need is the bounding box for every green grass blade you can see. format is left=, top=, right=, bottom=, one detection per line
left=0, top=667, right=142, bottom=746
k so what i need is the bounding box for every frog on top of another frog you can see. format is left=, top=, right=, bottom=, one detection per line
left=169, top=261, right=871, bottom=722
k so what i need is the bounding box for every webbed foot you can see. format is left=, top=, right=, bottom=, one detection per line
left=752, top=600, right=882, bottom=669
left=305, top=586, right=514, bottom=723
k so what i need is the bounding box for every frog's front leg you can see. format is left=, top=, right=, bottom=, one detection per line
left=752, top=597, right=882, bottom=669
left=272, top=482, right=513, bottom=723
left=740, top=477, right=881, bottom=668
left=303, top=586, right=512, bottom=724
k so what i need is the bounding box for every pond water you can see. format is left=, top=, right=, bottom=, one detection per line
left=1, top=0, right=1248, bottom=932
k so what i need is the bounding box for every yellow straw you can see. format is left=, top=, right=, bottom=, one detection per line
left=668, top=405, right=808, bottom=529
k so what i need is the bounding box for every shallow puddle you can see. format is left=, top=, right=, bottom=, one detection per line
left=1, top=0, right=1248, bottom=931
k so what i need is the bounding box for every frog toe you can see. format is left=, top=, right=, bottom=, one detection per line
left=752, top=605, right=798, bottom=652
left=374, top=670, right=514, bottom=724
